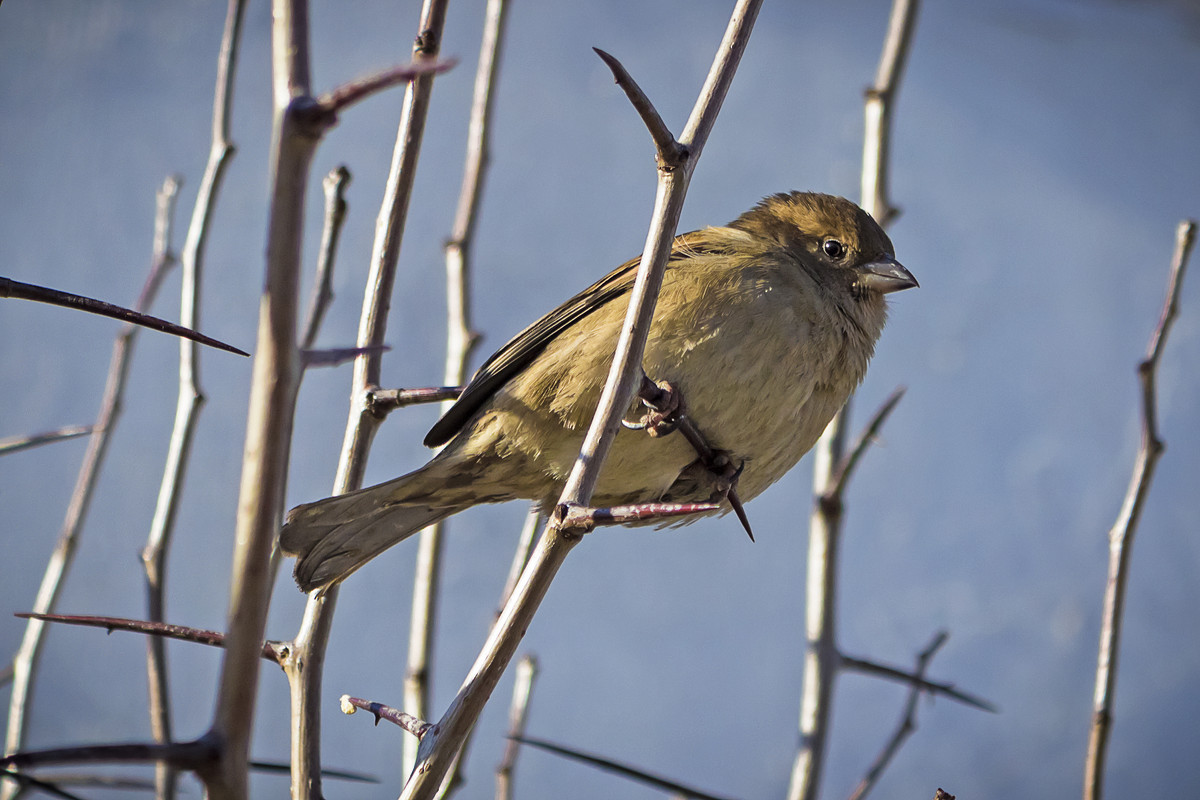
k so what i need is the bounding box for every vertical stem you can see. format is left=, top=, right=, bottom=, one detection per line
left=787, top=2, right=919, bottom=798
left=1083, top=220, right=1194, bottom=800
left=142, top=5, right=245, bottom=799
left=201, top=1, right=312, bottom=796
left=284, top=2, right=450, bottom=797
left=405, top=0, right=508, bottom=782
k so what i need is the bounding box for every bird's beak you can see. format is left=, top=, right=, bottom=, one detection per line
left=856, top=255, right=918, bottom=294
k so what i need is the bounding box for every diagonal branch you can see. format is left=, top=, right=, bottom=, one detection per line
left=592, top=48, right=684, bottom=168
left=0, top=426, right=94, bottom=457
left=0, top=276, right=247, bottom=356
left=4, top=175, right=182, bottom=776
left=399, top=4, right=763, bottom=797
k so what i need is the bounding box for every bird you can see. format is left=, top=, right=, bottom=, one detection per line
left=280, top=191, right=917, bottom=593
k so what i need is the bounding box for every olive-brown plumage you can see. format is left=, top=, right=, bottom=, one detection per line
left=281, top=192, right=917, bottom=592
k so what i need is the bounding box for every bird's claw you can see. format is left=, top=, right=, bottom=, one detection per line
left=627, top=375, right=684, bottom=438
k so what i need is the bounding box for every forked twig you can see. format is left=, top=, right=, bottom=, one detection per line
left=847, top=632, right=947, bottom=800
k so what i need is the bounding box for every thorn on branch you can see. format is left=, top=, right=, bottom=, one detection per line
left=591, top=48, right=687, bottom=170
left=340, top=695, right=433, bottom=740
left=0, top=276, right=248, bottom=356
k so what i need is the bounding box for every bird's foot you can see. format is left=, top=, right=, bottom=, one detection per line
left=626, top=373, right=755, bottom=542
left=622, top=375, right=685, bottom=437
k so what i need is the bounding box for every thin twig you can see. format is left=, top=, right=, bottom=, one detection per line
left=513, top=737, right=741, bottom=800
left=367, top=385, right=463, bottom=414
left=0, top=741, right=215, bottom=772
left=824, top=386, right=906, bottom=504
left=840, top=652, right=995, bottom=712
left=302, top=344, right=389, bottom=368
left=301, top=166, right=351, bottom=351
left=399, top=4, right=762, bottom=796
left=498, top=508, right=544, bottom=615
left=3, top=175, right=181, bottom=778
left=592, top=48, right=683, bottom=168
left=847, top=632, right=947, bottom=800
left=0, top=426, right=94, bottom=457
left=495, top=654, right=537, bottom=800
left=788, top=2, right=920, bottom=797
left=310, top=59, right=457, bottom=124
left=15, top=613, right=286, bottom=663
left=861, top=0, right=919, bottom=227
left=340, top=696, right=434, bottom=740
left=1084, top=219, right=1195, bottom=800
left=142, top=6, right=245, bottom=798
left=283, top=3, right=452, bottom=798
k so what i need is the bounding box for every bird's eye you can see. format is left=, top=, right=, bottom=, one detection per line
left=822, top=239, right=846, bottom=259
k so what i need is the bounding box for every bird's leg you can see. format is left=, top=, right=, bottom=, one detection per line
left=625, top=373, right=755, bottom=541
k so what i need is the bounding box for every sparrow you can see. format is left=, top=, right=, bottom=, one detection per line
left=281, top=191, right=917, bottom=593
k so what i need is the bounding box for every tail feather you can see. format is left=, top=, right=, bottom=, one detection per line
left=280, top=453, right=517, bottom=593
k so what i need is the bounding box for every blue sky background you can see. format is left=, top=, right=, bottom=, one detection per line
left=2, top=1, right=1198, bottom=798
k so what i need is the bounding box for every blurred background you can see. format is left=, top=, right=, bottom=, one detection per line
left=2, top=1, right=1198, bottom=798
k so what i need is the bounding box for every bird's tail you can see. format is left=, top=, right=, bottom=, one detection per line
left=280, top=453, right=504, bottom=594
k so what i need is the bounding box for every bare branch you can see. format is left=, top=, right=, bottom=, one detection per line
left=495, top=654, right=537, bottom=800
left=340, top=696, right=433, bottom=740
left=824, top=386, right=906, bottom=505
left=284, top=2, right=453, bottom=798
left=498, top=508, right=543, bottom=614
left=513, top=737, right=740, bottom=800
left=367, top=385, right=463, bottom=414
left=1084, top=219, right=1195, bottom=800
left=302, top=344, right=390, bottom=368
left=592, top=48, right=684, bottom=168
left=301, top=166, right=352, bottom=351
left=840, top=650, right=996, bottom=713
left=142, top=6, right=246, bottom=797
left=788, top=1, right=920, bottom=797
left=556, top=500, right=721, bottom=531
left=0, top=740, right=215, bottom=772
left=4, top=175, right=182, bottom=769
left=847, top=632, right=946, bottom=800
left=15, top=613, right=286, bottom=664
left=0, top=425, right=94, bottom=457
left=310, top=59, right=457, bottom=124
left=861, top=0, right=919, bottom=227
left=0, top=276, right=247, bottom=356
left=201, top=1, right=316, bottom=794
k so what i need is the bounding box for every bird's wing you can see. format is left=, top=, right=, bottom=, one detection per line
left=424, top=228, right=726, bottom=448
